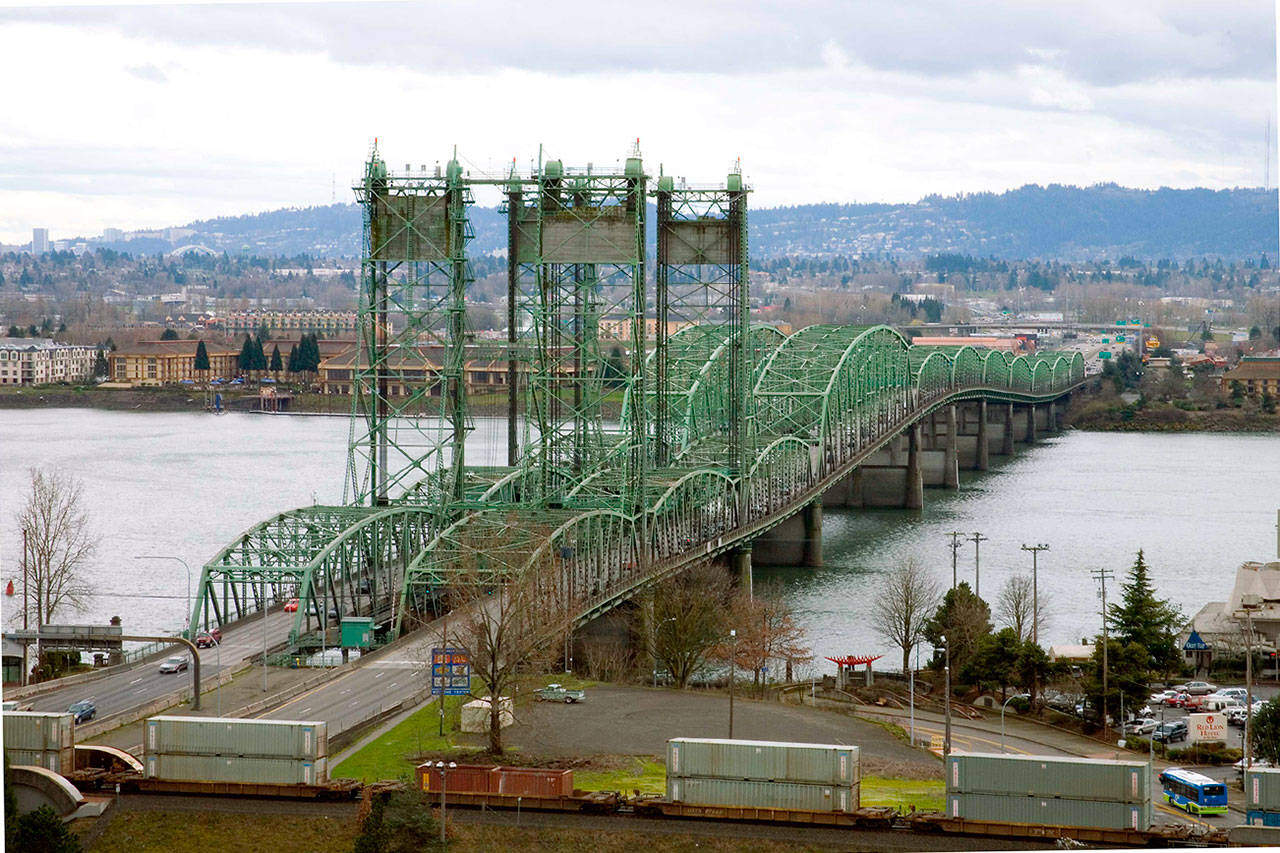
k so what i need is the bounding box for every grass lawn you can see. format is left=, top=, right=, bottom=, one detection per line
left=860, top=775, right=945, bottom=811
left=87, top=812, right=357, bottom=853
left=575, top=757, right=667, bottom=795
left=331, top=695, right=470, bottom=782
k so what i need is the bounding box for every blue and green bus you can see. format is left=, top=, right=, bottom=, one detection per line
left=1160, top=768, right=1228, bottom=816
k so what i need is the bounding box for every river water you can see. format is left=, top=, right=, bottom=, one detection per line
left=3, top=410, right=1278, bottom=667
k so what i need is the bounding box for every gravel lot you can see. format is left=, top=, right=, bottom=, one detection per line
left=504, top=685, right=937, bottom=773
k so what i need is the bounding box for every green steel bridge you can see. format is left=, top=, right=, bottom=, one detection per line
left=188, top=146, right=1085, bottom=651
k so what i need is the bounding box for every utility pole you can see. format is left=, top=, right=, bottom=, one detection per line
left=1238, top=602, right=1261, bottom=772
left=728, top=629, right=737, bottom=739
left=1020, top=543, right=1049, bottom=645
left=969, top=532, right=988, bottom=596
left=943, top=635, right=952, bottom=757
left=21, top=527, right=29, bottom=686
left=947, top=532, right=963, bottom=589
left=1091, top=566, right=1114, bottom=741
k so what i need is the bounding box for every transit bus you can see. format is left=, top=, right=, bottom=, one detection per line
left=1159, top=768, right=1228, bottom=816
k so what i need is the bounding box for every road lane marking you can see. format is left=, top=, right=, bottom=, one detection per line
left=129, top=678, right=143, bottom=685
left=1156, top=803, right=1210, bottom=827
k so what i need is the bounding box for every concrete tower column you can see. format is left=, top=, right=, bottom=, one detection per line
left=802, top=501, right=823, bottom=568
left=975, top=399, right=990, bottom=471
left=731, top=547, right=752, bottom=596
left=1002, top=403, right=1015, bottom=455
left=906, top=424, right=924, bottom=510
left=943, top=405, right=959, bottom=489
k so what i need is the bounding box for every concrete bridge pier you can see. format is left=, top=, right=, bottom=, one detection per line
left=943, top=405, right=959, bottom=489
left=751, top=499, right=824, bottom=567
left=802, top=501, right=823, bottom=568
left=975, top=400, right=990, bottom=470
left=1025, top=403, right=1038, bottom=443
left=731, top=547, right=752, bottom=595
left=822, top=467, right=863, bottom=508
left=906, top=424, right=924, bottom=510
left=1001, top=403, right=1015, bottom=455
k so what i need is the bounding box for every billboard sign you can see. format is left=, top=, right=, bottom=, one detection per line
left=431, top=646, right=471, bottom=696
left=1189, top=712, right=1227, bottom=744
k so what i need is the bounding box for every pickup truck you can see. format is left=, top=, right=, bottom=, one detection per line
left=535, top=684, right=585, bottom=704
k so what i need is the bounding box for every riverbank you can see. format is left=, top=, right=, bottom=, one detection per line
left=1066, top=394, right=1280, bottom=433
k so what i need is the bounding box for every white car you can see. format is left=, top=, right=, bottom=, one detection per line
left=1150, top=690, right=1178, bottom=705
left=1124, top=717, right=1159, bottom=735
left=1203, top=694, right=1243, bottom=711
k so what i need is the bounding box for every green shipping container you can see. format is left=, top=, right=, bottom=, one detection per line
left=667, top=777, right=858, bottom=812
left=3, top=747, right=75, bottom=773
left=146, top=716, right=327, bottom=760
left=3, top=711, right=74, bottom=752
left=947, top=792, right=1151, bottom=830
left=1246, top=768, right=1280, bottom=811
left=144, top=752, right=326, bottom=785
left=667, top=738, right=859, bottom=786
left=947, top=753, right=1151, bottom=804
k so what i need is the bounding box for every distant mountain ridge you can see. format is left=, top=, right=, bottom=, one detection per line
left=122, top=184, right=1277, bottom=260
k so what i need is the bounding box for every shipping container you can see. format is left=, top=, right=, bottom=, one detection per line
left=145, top=716, right=327, bottom=760
left=1246, top=768, right=1280, bottom=811
left=946, top=753, right=1150, bottom=804
left=3, top=747, right=75, bottom=774
left=1247, top=810, right=1280, bottom=827
left=3, top=711, right=75, bottom=752
left=946, top=792, right=1151, bottom=831
left=417, top=763, right=497, bottom=795
left=667, top=777, right=858, bottom=812
left=492, top=767, right=574, bottom=798
left=667, top=738, right=859, bottom=786
left=144, top=752, right=326, bottom=786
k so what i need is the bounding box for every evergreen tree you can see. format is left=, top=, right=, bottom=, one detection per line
left=252, top=336, right=268, bottom=372
left=93, top=347, right=109, bottom=378
left=13, top=804, right=82, bottom=852
left=194, top=340, right=210, bottom=372
left=1107, top=550, right=1182, bottom=676
left=923, top=582, right=992, bottom=673
left=160, top=327, right=179, bottom=341
left=270, top=344, right=283, bottom=374
left=1253, top=698, right=1280, bottom=764
left=287, top=343, right=300, bottom=374
left=7, top=325, right=20, bottom=337
left=237, top=336, right=254, bottom=372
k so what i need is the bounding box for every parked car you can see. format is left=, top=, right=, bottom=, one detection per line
left=1167, top=692, right=1192, bottom=708
left=535, top=684, right=585, bottom=704
left=1236, top=757, right=1275, bottom=777
left=1202, top=694, right=1242, bottom=711
left=1150, top=689, right=1178, bottom=705
left=1153, top=720, right=1189, bottom=743
left=159, top=656, right=189, bottom=674
left=67, top=699, right=96, bottom=724
left=1227, top=706, right=1250, bottom=726
left=284, top=598, right=299, bottom=612
left=1217, top=687, right=1248, bottom=701
left=1124, top=717, right=1159, bottom=735
left=195, top=628, right=222, bottom=648
left=1184, top=681, right=1217, bottom=696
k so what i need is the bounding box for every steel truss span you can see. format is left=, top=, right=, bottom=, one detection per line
left=190, top=143, right=1086, bottom=649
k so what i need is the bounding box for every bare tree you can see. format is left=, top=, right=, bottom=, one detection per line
left=650, top=562, right=732, bottom=688
left=996, top=574, right=1049, bottom=642
left=16, top=469, right=95, bottom=625
left=722, top=582, right=811, bottom=697
left=872, top=558, right=942, bottom=674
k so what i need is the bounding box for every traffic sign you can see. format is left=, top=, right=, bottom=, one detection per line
left=431, top=646, right=471, bottom=696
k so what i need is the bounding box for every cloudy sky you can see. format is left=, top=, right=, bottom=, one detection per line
left=0, top=0, right=1275, bottom=243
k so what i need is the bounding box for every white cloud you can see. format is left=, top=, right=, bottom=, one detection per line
left=0, top=2, right=1273, bottom=243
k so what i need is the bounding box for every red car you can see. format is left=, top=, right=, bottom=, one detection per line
left=195, top=627, right=222, bottom=648
left=284, top=598, right=299, bottom=612
left=1168, top=692, right=1192, bottom=708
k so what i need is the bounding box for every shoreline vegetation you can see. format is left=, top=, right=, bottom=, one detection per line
left=3, top=380, right=1278, bottom=432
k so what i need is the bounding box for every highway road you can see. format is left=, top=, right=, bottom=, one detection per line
left=16, top=608, right=298, bottom=721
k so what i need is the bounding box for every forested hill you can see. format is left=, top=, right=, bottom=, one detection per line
left=140, top=184, right=1276, bottom=260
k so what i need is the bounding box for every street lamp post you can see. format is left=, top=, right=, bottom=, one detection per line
left=729, top=629, right=737, bottom=739
left=1000, top=694, right=1020, bottom=753
left=434, top=760, right=456, bottom=844
left=136, top=555, right=191, bottom=632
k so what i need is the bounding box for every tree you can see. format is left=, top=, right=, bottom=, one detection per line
left=353, top=788, right=444, bottom=853
left=252, top=336, right=268, bottom=372
left=871, top=558, right=942, bottom=674
left=1107, top=550, right=1182, bottom=677
left=194, top=339, right=210, bottom=373
left=1252, top=698, right=1280, bottom=765
left=160, top=327, right=179, bottom=341
left=960, top=627, right=1023, bottom=699
left=722, top=583, right=811, bottom=695
left=1084, top=638, right=1149, bottom=726
left=12, top=805, right=82, bottom=853
left=651, top=562, right=733, bottom=689
left=287, top=343, right=300, bottom=374
left=92, top=347, right=109, bottom=379
left=237, top=336, right=254, bottom=373
left=15, top=469, right=94, bottom=626
left=923, top=582, right=992, bottom=673
left=270, top=344, right=283, bottom=375
left=996, top=575, right=1048, bottom=642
